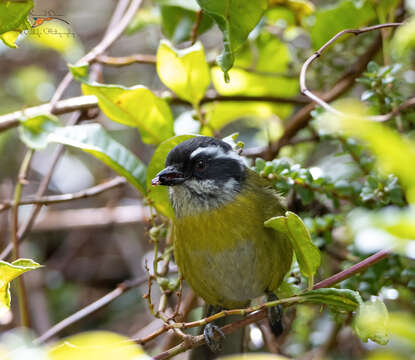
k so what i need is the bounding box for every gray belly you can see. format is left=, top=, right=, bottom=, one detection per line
left=190, top=240, right=268, bottom=305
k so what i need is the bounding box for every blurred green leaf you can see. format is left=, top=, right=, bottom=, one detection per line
left=305, top=0, right=376, bottom=49
left=268, top=0, right=314, bottom=22
left=326, top=100, right=415, bottom=203
left=196, top=0, right=268, bottom=80
left=19, top=114, right=61, bottom=149
left=354, top=299, right=389, bottom=345
left=265, top=211, right=321, bottom=279
left=147, top=134, right=195, bottom=217
left=392, top=17, right=415, bottom=58
left=218, top=354, right=289, bottom=360
left=388, top=312, right=415, bottom=348
left=48, top=331, right=151, bottom=360
left=48, top=124, right=147, bottom=194
left=301, top=288, right=362, bottom=311
left=0, top=259, right=42, bottom=315
left=157, top=0, right=201, bottom=11
left=125, top=7, right=160, bottom=35
left=157, top=40, right=210, bottom=105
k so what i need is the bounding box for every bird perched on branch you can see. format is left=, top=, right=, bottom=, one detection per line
left=152, top=136, right=293, bottom=357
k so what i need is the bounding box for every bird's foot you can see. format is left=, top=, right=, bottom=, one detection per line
left=267, top=303, right=283, bottom=337
left=203, top=323, right=225, bottom=353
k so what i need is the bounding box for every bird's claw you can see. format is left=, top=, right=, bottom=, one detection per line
left=203, top=323, right=225, bottom=353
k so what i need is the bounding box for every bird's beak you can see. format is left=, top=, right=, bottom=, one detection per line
left=152, top=166, right=186, bottom=186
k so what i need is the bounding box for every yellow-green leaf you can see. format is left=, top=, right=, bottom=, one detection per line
left=268, top=0, right=314, bottom=21
left=354, top=300, right=390, bottom=345
left=0, top=30, right=20, bottom=48
left=0, top=259, right=42, bottom=315
left=147, top=134, right=196, bottom=217
left=0, top=0, right=33, bottom=34
left=302, top=288, right=362, bottom=312
left=48, top=124, right=147, bottom=194
left=48, top=331, right=150, bottom=360
left=265, top=211, right=321, bottom=279
left=81, top=83, right=174, bottom=145
left=392, top=16, right=415, bottom=58
left=157, top=40, right=210, bottom=105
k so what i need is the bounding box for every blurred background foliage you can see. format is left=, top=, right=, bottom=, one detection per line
left=0, top=0, right=414, bottom=359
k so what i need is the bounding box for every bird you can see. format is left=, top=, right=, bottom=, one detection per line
left=152, top=136, right=293, bottom=356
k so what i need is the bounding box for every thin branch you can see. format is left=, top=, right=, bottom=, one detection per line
left=190, top=10, right=202, bottom=45
left=313, top=248, right=390, bottom=289
left=372, top=96, right=415, bottom=122
left=300, top=23, right=403, bottom=117
left=251, top=33, right=384, bottom=159
left=11, top=149, right=34, bottom=327
left=0, top=176, right=127, bottom=213
left=0, top=96, right=97, bottom=133
left=34, top=275, right=148, bottom=345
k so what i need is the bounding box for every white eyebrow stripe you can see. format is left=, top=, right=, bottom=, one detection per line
left=189, top=146, right=247, bottom=167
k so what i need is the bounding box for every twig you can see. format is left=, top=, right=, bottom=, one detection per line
left=34, top=275, right=148, bottom=345
left=0, top=96, right=97, bottom=133
left=313, top=248, right=390, bottom=289
left=0, top=177, right=127, bottom=212
left=372, top=96, right=415, bottom=122
left=300, top=23, right=403, bottom=116
left=190, top=10, right=203, bottom=45
left=11, top=149, right=34, bottom=327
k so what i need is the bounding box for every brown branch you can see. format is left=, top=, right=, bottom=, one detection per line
left=34, top=275, right=148, bottom=345
left=190, top=10, right=203, bottom=45
left=0, top=96, right=97, bottom=133
left=0, top=176, right=127, bottom=213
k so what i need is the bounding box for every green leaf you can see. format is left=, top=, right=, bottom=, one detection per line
left=0, top=30, right=20, bottom=48
left=19, top=114, right=61, bottom=150
left=157, top=40, right=210, bottom=105
left=48, top=124, right=147, bottom=194
left=388, top=312, right=415, bottom=348
left=265, top=211, right=321, bottom=279
left=354, top=300, right=389, bottom=345
left=268, top=0, right=315, bottom=22
left=392, top=17, right=415, bottom=58
left=69, top=64, right=174, bottom=145
left=196, top=0, right=268, bottom=79
left=0, top=0, right=33, bottom=34
left=302, top=288, right=362, bottom=311
left=81, top=83, right=174, bottom=145
left=147, top=135, right=195, bottom=217
left=0, top=259, right=42, bottom=315
left=305, top=0, right=376, bottom=49
left=157, top=0, right=201, bottom=12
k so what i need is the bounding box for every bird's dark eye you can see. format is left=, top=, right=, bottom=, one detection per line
left=195, top=159, right=206, bottom=171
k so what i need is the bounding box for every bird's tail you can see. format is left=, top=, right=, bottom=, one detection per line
left=266, top=292, right=284, bottom=337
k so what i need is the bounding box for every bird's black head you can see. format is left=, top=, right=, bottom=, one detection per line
left=152, top=136, right=247, bottom=216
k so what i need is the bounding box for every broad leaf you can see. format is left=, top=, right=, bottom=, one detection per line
left=196, top=0, right=268, bottom=80
left=0, top=259, right=42, bottom=315
left=265, top=211, right=321, bottom=279
left=157, top=40, right=210, bottom=105
left=48, top=331, right=150, bottom=360
left=354, top=300, right=389, bottom=345
left=392, top=17, right=415, bottom=58
left=147, top=134, right=195, bottom=217
left=69, top=64, right=174, bottom=145
left=302, top=288, right=362, bottom=311
left=48, top=124, right=147, bottom=194
left=0, top=0, right=33, bottom=48
left=19, top=114, right=61, bottom=149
